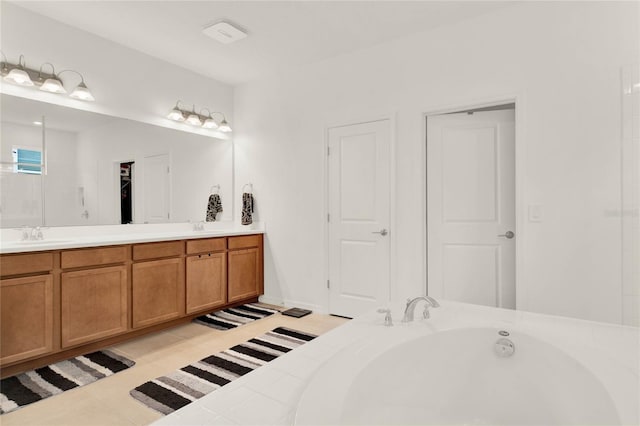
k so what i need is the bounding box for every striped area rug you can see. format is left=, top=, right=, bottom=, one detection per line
left=130, top=327, right=316, bottom=415
left=193, top=303, right=279, bottom=330
left=0, top=350, right=135, bottom=414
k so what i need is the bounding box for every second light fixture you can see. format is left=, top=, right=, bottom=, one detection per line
left=167, top=101, right=231, bottom=132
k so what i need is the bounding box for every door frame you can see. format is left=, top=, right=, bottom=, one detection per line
left=113, top=159, right=135, bottom=224
left=423, top=95, right=526, bottom=310
left=323, top=112, right=397, bottom=314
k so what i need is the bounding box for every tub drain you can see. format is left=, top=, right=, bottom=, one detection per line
left=495, top=338, right=515, bottom=357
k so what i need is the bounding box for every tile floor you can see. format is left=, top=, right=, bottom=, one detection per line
left=1, top=309, right=349, bottom=426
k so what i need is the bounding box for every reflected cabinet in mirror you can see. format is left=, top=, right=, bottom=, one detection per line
left=0, top=94, right=233, bottom=228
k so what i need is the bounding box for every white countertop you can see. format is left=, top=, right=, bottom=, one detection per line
left=0, top=222, right=265, bottom=253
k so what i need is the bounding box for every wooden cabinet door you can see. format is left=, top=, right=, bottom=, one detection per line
left=1, top=275, right=54, bottom=364
left=186, top=253, right=227, bottom=314
left=132, top=258, right=184, bottom=328
left=61, top=266, right=128, bottom=348
left=228, top=248, right=260, bottom=303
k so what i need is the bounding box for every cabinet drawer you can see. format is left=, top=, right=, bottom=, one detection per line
left=0, top=252, right=54, bottom=277
left=228, top=234, right=262, bottom=250
left=61, top=246, right=127, bottom=269
left=186, top=238, right=226, bottom=254
left=133, top=241, right=183, bottom=260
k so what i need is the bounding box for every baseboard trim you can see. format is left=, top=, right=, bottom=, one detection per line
left=258, top=295, right=284, bottom=307
left=258, top=295, right=327, bottom=315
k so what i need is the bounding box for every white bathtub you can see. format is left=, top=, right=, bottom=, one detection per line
left=295, top=302, right=640, bottom=425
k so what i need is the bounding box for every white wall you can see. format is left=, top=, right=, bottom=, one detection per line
left=76, top=119, right=233, bottom=225
left=0, top=2, right=233, bottom=140
left=234, top=2, right=640, bottom=323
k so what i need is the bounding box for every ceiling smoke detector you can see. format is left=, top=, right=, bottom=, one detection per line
left=202, top=21, right=248, bottom=44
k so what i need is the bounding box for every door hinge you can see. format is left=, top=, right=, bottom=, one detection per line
left=327, top=213, right=330, bottom=223
left=167, top=166, right=170, bottom=173
left=167, top=213, right=170, bottom=219
left=327, top=279, right=330, bottom=289
left=327, top=146, right=330, bottom=156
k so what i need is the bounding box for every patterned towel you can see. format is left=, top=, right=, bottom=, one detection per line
left=241, top=192, right=254, bottom=225
left=206, top=194, right=223, bottom=222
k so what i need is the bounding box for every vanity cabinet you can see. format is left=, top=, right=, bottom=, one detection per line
left=0, top=252, right=55, bottom=365
left=186, top=238, right=227, bottom=314
left=132, top=242, right=185, bottom=329
left=228, top=235, right=263, bottom=303
left=0, top=233, right=263, bottom=377
left=60, top=246, right=129, bottom=348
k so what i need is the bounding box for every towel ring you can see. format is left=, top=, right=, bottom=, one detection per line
left=242, top=183, right=253, bottom=194
left=210, top=184, right=220, bottom=194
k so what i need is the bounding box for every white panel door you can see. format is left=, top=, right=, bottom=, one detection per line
left=328, top=119, right=391, bottom=317
left=427, top=109, right=515, bottom=308
left=143, top=153, right=171, bottom=223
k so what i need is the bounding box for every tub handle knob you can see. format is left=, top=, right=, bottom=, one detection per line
left=377, top=308, right=393, bottom=327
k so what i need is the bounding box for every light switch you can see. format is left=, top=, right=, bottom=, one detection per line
left=528, top=204, right=543, bottom=222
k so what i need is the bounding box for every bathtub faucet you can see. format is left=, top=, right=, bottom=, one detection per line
left=402, top=296, right=440, bottom=322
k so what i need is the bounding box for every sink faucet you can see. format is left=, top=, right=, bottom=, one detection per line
left=30, top=226, right=44, bottom=241
left=402, top=296, right=440, bottom=322
left=193, top=221, right=205, bottom=231
left=18, top=226, right=44, bottom=241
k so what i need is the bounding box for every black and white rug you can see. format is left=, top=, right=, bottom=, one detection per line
left=193, top=303, right=279, bottom=330
left=0, top=350, right=135, bottom=414
left=130, top=327, right=316, bottom=415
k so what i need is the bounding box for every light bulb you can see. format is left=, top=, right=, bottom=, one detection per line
left=69, top=82, right=94, bottom=101
left=4, top=68, right=34, bottom=86
left=167, top=107, right=185, bottom=121
left=218, top=119, right=232, bottom=132
left=186, top=113, right=202, bottom=126
left=202, top=117, right=219, bottom=129
left=40, top=77, right=67, bottom=94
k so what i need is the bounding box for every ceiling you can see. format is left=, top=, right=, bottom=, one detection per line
left=10, top=1, right=513, bottom=86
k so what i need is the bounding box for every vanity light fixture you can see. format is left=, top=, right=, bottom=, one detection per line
left=167, top=102, right=232, bottom=132
left=0, top=52, right=94, bottom=101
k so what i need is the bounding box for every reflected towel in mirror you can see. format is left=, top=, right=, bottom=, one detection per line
left=206, top=194, right=223, bottom=221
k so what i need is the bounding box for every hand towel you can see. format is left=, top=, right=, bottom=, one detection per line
left=241, top=193, right=254, bottom=225
left=206, top=194, right=223, bottom=222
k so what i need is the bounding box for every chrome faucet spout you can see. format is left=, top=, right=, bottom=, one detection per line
left=402, top=296, right=440, bottom=322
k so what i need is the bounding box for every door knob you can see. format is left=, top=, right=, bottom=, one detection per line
left=372, top=229, right=388, bottom=236
left=498, top=231, right=515, bottom=239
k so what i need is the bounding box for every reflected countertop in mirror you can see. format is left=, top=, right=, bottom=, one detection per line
left=0, top=222, right=263, bottom=254
left=0, top=94, right=233, bottom=228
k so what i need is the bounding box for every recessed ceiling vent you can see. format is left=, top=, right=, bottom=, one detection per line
left=202, top=21, right=248, bottom=44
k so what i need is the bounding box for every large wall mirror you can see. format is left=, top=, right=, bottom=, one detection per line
left=0, top=94, right=233, bottom=228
